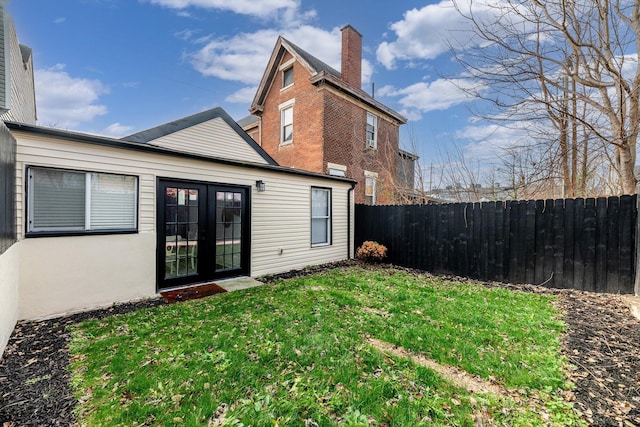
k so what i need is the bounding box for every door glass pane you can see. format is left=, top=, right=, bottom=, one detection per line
left=215, top=191, right=243, bottom=272
left=165, top=187, right=199, bottom=279
left=188, top=223, right=198, bottom=240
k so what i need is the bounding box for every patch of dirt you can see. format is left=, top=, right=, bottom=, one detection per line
left=555, top=291, right=640, bottom=426
left=0, top=298, right=165, bottom=427
left=367, top=338, right=507, bottom=396
left=1, top=262, right=640, bottom=426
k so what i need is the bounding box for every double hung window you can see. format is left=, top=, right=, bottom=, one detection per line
left=366, top=113, right=377, bottom=148
left=280, top=99, right=295, bottom=144
left=27, top=166, right=138, bottom=234
left=311, top=187, right=331, bottom=246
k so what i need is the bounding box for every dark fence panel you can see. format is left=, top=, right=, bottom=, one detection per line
left=354, top=196, right=637, bottom=294
left=0, top=122, right=16, bottom=256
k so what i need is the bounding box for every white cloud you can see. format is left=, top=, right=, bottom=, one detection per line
left=189, top=25, right=373, bottom=87
left=147, top=0, right=313, bottom=21
left=35, top=64, right=109, bottom=129
left=101, top=122, right=135, bottom=138
left=455, top=121, right=531, bottom=162
left=190, top=29, right=282, bottom=84
left=376, top=1, right=468, bottom=69
left=53, top=17, right=66, bottom=24
left=174, top=29, right=199, bottom=41
left=381, top=78, right=476, bottom=115
left=376, top=0, right=504, bottom=69
left=225, top=86, right=258, bottom=104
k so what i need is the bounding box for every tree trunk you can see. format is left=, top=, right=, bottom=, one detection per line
left=619, top=144, right=637, bottom=194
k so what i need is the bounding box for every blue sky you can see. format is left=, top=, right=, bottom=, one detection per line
left=9, top=0, right=498, bottom=186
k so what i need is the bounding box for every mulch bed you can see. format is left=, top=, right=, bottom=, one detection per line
left=1, top=262, right=639, bottom=426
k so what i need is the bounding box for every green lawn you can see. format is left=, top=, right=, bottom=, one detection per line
left=69, top=266, right=584, bottom=426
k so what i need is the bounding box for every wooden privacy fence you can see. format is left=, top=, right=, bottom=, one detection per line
left=354, top=196, right=637, bottom=294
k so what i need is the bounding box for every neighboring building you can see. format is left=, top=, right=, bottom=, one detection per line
left=426, top=183, right=513, bottom=203
left=241, top=25, right=414, bottom=205
left=0, top=5, right=36, bottom=125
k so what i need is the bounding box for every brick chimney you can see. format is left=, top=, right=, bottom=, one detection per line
left=341, top=25, right=362, bottom=89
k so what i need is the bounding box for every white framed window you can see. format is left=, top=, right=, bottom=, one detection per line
left=366, top=113, right=377, bottom=149
left=282, top=66, right=294, bottom=88
left=311, top=187, right=331, bottom=246
left=280, top=100, right=294, bottom=144
left=279, top=58, right=295, bottom=91
left=364, top=170, right=377, bottom=205
left=327, top=162, right=347, bottom=177
left=27, top=166, right=138, bottom=234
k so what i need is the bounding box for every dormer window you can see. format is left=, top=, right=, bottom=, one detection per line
left=366, top=113, right=377, bottom=149
left=282, top=66, right=294, bottom=88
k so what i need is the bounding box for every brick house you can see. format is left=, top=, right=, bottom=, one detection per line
left=240, top=25, right=414, bottom=205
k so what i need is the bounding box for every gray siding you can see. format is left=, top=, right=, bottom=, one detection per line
left=0, top=6, right=7, bottom=111
left=0, top=7, right=36, bottom=124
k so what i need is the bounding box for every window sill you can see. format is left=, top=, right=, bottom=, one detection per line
left=280, top=84, right=294, bottom=92
left=280, top=140, right=294, bottom=147
left=311, top=243, right=331, bottom=248
left=25, top=229, right=138, bottom=238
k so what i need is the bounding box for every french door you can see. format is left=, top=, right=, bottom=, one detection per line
left=157, top=179, right=250, bottom=290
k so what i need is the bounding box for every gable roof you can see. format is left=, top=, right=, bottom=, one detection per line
left=123, top=107, right=277, bottom=165
left=236, top=114, right=260, bottom=128
left=250, top=37, right=407, bottom=124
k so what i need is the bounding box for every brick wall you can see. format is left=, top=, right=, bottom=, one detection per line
left=341, top=26, right=362, bottom=90
left=323, top=91, right=398, bottom=204
left=258, top=54, right=324, bottom=173
left=254, top=48, right=403, bottom=205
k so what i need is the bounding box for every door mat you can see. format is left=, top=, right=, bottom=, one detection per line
left=160, top=282, right=227, bottom=303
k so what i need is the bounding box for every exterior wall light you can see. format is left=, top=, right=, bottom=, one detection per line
left=256, top=180, right=266, bottom=192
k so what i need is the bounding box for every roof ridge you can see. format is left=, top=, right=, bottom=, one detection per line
left=281, top=37, right=341, bottom=78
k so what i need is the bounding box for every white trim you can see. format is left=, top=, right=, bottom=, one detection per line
left=327, top=162, right=347, bottom=172
left=278, top=58, right=295, bottom=70
left=366, top=113, right=377, bottom=149
left=279, top=99, right=295, bottom=145
left=328, top=162, right=347, bottom=177
left=364, top=170, right=377, bottom=204
left=280, top=64, right=294, bottom=91
left=278, top=98, right=295, bottom=109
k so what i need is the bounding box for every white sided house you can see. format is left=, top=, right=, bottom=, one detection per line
left=0, top=107, right=355, bottom=357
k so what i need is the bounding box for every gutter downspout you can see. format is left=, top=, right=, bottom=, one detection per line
left=347, top=183, right=356, bottom=259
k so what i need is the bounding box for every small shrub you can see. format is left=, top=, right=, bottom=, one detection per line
left=355, top=241, right=388, bottom=262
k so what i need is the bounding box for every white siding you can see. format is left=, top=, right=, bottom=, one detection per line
left=147, top=117, right=269, bottom=164
left=14, top=131, right=352, bottom=318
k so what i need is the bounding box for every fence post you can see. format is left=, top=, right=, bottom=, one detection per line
left=635, top=187, right=640, bottom=295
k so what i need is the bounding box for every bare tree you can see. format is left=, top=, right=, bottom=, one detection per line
left=451, top=0, right=640, bottom=195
